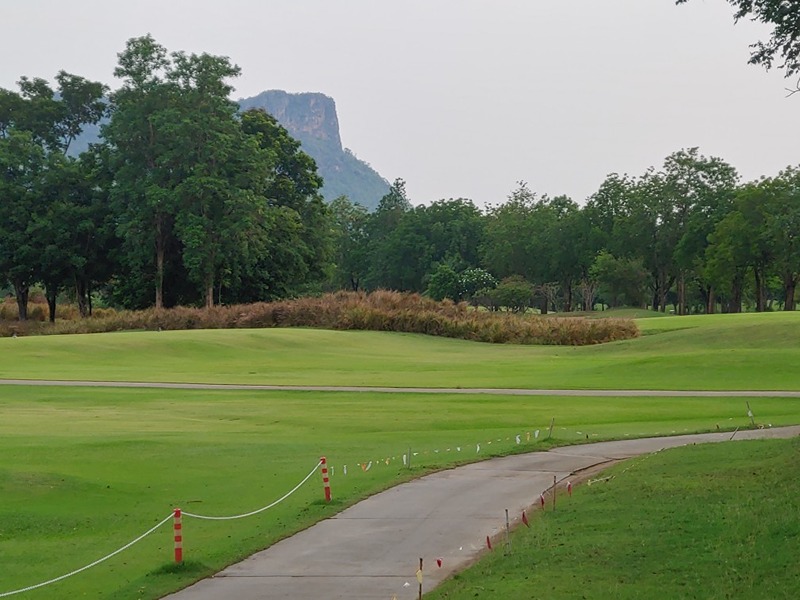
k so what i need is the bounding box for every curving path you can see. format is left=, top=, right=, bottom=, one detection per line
left=2, top=378, right=800, bottom=397
left=162, top=426, right=800, bottom=600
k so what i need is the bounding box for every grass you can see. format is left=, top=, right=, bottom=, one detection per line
left=1, top=311, right=799, bottom=390
left=1, top=384, right=799, bottom=599
left=1, top=311, right=799, bottom=598
left=428, top=436, right=800, bottom=600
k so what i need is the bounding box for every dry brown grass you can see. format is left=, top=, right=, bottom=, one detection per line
left=0, top=291, right=639, bottom=345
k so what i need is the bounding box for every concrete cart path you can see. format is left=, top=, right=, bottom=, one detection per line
left=163, top=425, right=800, bottom=600
left=3, top=378, right=800, bottom=397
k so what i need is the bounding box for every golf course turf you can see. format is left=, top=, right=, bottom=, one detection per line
left=0, top=311, right=798, bottom=598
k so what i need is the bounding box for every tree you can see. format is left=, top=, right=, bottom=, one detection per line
left=328, top=195, right=370, bottom=291
left=426, top=262, right=461, bottom=301
left=663, top=149, right=738, bottom=314
left=104, top=35, right=174, bottom=309
left=487, top=276, right=535, bottom=313
left=238, top=108, right=332, bottom=301
left=677, top=0, right=800, bottom=80
left=590, top=251, right=649, bottom=309
left=0, top=131, right=46, bottom=320
left=760, top=167, right=800, bottom=310
left=106, top=36, right=303, bottom=308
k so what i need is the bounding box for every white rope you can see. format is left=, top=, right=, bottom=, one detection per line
left=183, top=461, right=322, bottom=521
left=0, top=513, right=173, bottom=598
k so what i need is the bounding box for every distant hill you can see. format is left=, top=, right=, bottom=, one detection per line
left=239, top=90, right=389, bottom=210
left=69, top=90, right=389, bottom=210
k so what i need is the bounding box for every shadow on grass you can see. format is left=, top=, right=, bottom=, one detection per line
left=149, top=560, right=208, bottom=577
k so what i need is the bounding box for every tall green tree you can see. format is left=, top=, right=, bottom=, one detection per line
left=0, top=131, right=46, bottom=320
left=104, top=35, right=174, bottom=309
left=328, top=195, right=370, bottom=291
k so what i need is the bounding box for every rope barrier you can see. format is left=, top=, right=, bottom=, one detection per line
left=0, top=513, right=173, bottom=598
left=0, top=459, right=323, bottom=597
left=182, top=460, right=322, bottom=521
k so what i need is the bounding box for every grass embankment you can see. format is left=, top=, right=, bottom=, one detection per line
left=0, top=291, right=638, bottom=345
left=1, top=311, right=798, bottom=390
left=429, top=437, right=800, bottom=600
left=2, top=385, right=799, bottom=600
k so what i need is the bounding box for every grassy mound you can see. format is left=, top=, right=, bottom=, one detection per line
left=0, top=291, right=638, bottom=346
left=429, top=437, right=800, bottom=599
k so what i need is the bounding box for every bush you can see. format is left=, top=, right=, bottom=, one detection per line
left=0, top=291, right=639, bottom=345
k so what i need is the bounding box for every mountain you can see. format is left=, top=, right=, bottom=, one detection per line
left=239, top=90, right=389, bottom=210
left=69, top=90, right=389, bottom=210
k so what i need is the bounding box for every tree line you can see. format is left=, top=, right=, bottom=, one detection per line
left=330, top=150, right=799, bottom=315
left=2, top=35, right=799, bottom=322
left=1, top=35, right=331, bottom=321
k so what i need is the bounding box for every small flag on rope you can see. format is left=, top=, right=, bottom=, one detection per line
left=436, top=558, right=443, bottom=568
left=343, top=465, right=347, bottom=476
left=534, top=429, right=540, bottom=439
left=403, top=454, right=407, bottom=466
left=526, top=431, right=531, bottom=441
left=539, top=494, right=546, bottom=508
left=515, top=435, right=521, bottom=445
left=522, top=510, right=529, bottom=527
left=567, top=481, right=572, bottom=496
left=476, top=443, right=481, bottom=453
left=416, top=569, right=423, bottom=584
left=486, top=536, right=493, bottom=550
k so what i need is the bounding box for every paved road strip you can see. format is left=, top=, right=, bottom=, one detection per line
left=2, top=379, right=800, bottom=397
left=163, top=426, right=800, bottom=600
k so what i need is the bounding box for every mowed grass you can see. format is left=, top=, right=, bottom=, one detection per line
left=1, top=312, right=799, bottom=598
left=1, top=311, right=799, bottom=390
left=2, top=384, right=800, bottom=599
left=429, top=436, right=800, bottom=600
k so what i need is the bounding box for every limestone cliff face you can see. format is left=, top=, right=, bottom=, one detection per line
left=69, top=89, right=390, bottom=210
left=239, top=90, right=389, bottom=210
left=245, top=90, right=343, bottom=149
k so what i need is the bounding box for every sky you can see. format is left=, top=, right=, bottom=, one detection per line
left=2, top=0, right=798, bottom=207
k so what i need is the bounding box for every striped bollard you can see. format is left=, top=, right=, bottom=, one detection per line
left=173, top=508, right=183, bottom=563
left=321, top=456, right=332, bottom=502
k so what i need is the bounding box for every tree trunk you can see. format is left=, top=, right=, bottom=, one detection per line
left=563, top=281, right=573, bottom=313
left=75, top=276, right=89, bottom=318
left=46, top=287, right=57, bottom=323
left=784, top=275, right=798, bottom=311
left=754, top=268, right=766, bottom=312
left=13, top=281, right=29, bottom=321
left=731, top=275, right=743, bottom=313
left=677, top=273, right=686, bottom=316
left=539, top=296, right=548, bottom=315
left=706, top=287, right=715, bottom=315
left=155, top=216, right=165, bottom=310
left=205, top=273, right=214, bottom=309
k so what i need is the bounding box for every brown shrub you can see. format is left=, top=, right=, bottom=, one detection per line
left=0, top=290, right=639, bottom=345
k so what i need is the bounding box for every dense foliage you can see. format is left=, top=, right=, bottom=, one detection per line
left=2, top=37, right=799, bottom=324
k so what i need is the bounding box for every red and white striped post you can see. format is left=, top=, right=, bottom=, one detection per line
left=320, top=456, right=332, bottom=502
left=173, top=508, right=183, bottom=563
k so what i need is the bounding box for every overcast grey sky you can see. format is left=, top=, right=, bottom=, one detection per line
left=2, top=1, right=797, bottom=206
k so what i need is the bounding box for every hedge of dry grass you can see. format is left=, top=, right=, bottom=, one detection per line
left=0, top=291, right=639, bottom=345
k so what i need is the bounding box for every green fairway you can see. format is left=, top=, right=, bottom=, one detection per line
left=1, top=311, right=799, bottom=390
left=1, top=312, right=799, bottom=599
left=1, top=384, right=799, bottom=599
left=429, top=436, right=800, bottom=600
